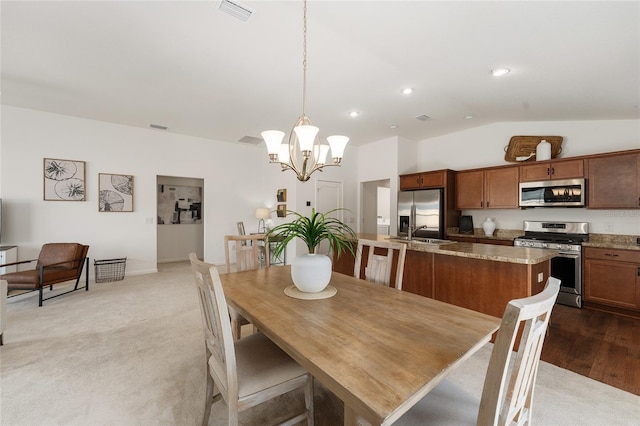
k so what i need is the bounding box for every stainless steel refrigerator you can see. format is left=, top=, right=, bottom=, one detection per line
left=397, top=189, right=444, bottom=239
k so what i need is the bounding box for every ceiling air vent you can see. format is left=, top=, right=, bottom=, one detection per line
left=219, top=0, right=253, bottom=22
left=149, top=123, right=168, bottom=130
left=238, top=135, right=263, bottom=145
left=415, top=115, right=431, bottom=122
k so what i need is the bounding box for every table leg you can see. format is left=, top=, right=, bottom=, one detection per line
left=344, top=406, right=374, bottom=426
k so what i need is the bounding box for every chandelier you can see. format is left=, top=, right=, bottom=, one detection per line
left=262, top=0, right=349, bottom=182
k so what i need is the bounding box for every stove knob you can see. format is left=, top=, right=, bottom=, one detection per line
left=542, top=243, right=548, bottom=249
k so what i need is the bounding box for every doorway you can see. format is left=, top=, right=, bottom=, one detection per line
left=156, top=175, right=204, bottom=263
left=361, top=179, right=391, bottom=235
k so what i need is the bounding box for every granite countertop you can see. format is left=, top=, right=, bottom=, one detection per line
left=583, top=233, right=640, bottom=251
left=358, top=234, right=555, bottom=265
left=446, top=228, right=522, bottom=242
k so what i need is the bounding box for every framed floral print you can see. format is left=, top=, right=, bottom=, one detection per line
left=43, top=158, right=86, bottom=201
left=99, top=173, right=134, bottom=212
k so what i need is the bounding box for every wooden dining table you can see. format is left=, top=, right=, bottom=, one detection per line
left=220, top=266, right=501, bottom=425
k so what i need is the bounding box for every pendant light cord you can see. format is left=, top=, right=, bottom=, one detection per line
left=302, top=0, right=307, bottom=117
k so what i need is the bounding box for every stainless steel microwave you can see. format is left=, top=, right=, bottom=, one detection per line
left=519, top=178, right=586, bottom=208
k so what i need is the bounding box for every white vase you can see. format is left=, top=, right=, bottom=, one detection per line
left=291, top=254, right=332, bottom=293
left=482, top=217, right=496, bottom=236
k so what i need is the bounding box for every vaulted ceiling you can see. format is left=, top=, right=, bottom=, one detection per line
left=1, top=1, right=638, bottom=146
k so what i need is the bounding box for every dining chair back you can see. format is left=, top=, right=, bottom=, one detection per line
left=189, top=253, right=313, bottom=426
left=224, top=234, right=268, bottom=273
left=353, top=239, right=407, bottom=290
left=224, top=234, right=268, bottom=339
left=395, top=276, right=561, bottom=426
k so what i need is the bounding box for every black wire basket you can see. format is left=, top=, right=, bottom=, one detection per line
left=94, top=257, right=127, bottom=283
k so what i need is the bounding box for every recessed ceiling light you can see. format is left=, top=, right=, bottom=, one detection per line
left=491, top=68, right=510, bottom=77
left=349, top=111, right=359, bottom=118
left=402, top=88, right=413, bottom=95
left=464, top=115, right=474, bottom=120
left=389, top=124, right=399, bottom=129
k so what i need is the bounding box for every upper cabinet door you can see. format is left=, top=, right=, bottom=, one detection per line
left=399, top=170, right=446, bottom=190
left=588, top=153, right=640, bottom=209
left=520, top=159, right=584, bottom=182
left=455, top=170, right=484, bottom=209
left=485, top=166, right=519, bottom=209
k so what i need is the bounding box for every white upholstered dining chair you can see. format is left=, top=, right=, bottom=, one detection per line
left=224, top=234, right=268, bottom=339
left=394, top=276, right=561, bottom=426
left=353, top=239, right=407, bottom=290
left=189, top=253, right=314, bottom=426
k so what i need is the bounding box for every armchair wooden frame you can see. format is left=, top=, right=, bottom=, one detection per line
left=0, top=244, right=89, bottom=307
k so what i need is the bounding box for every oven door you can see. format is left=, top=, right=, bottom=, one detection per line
left=550, top=251, right=582, bottom=307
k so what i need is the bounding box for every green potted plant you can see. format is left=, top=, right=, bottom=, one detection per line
left=266, top=208, right=357, bottom=293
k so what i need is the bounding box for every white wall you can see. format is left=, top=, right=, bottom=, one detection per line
left=415, top=119, right=640, bottom=235
left=0, top=105, right=360, bottom=273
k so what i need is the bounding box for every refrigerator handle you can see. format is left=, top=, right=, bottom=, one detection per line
left=409, top=204, right=415, bottom=232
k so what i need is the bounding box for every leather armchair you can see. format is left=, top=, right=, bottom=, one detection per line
left=0, top=243, right=89, bottom=307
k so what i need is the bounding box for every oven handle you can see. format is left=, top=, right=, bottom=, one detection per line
left=555, top=251, right=581, bottom=258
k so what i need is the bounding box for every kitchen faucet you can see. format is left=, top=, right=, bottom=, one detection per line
left=408, top=224, right=428, bottom=240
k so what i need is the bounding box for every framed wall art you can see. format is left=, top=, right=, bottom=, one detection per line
left=277, top=204, right=287, bottom=217
left=99, top=173, right=134, bottom=212
left=277, top=188, right=287, bottom=202
left=43, top=158, right=86, bottom=201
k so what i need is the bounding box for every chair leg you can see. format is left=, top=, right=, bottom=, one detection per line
left=39, top=286, right=43, bottom=307
left=1, top=333, right=3, bottom=346
left=202, top=371, right=214, bottom=426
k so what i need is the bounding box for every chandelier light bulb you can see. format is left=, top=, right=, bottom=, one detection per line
left=327, top=135, right=349, bottom=162
left=278, top=143, right=290, bottom=165
left=294, top=125, right=319, bottom=153
left=314, top=144, right=330, bottom=165
left=262, top=130, right=285, bottom=159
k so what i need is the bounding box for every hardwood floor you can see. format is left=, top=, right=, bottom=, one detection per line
left=541, top=304, right=640, bottom=396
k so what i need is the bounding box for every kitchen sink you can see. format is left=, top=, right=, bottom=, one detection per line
left=388, top=237, right=455, bottom=245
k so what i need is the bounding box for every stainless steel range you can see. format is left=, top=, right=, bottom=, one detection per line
left=514, top=221, right=589, bottom=308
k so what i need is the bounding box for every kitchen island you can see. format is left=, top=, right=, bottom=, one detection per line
left=333, top=234, right=556, bottom=318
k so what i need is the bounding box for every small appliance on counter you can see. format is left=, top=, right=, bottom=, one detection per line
left=459, top=215, right=474, bottom=234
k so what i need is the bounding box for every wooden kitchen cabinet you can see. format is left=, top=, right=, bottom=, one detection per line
left=519, top=158, right=584, bottom=182
left=584, top=247, right=640, bottom=312
left=399, top=170, right=447, bottom=190
left=587, top=152, right=640, bottom=209
left=455, top=166, right=519, bottom=209
left=401, top=250, right=434, bottom=298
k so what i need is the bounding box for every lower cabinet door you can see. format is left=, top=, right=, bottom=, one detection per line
left=584, top=259, right=640, bottom=310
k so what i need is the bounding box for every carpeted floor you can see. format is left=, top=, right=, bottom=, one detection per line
left=1, top=262, right=639, bottom=425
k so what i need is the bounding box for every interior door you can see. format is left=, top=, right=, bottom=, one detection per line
left=316, top=180, right=342, bottom=255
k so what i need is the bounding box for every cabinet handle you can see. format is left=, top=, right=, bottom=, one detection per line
left=638, top=267, right=640, bottom=277
left=551, top=167, right=555, bottom=176
left=604, top=253, right=619, bottom=257
left=547, top=167, right=550, bottom=176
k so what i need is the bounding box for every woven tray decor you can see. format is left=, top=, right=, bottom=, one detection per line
left=504, top=136, right=563, bottom=162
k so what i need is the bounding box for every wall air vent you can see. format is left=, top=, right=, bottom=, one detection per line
left=219, top=0, right=253, bottom=22
left=238, top=136, right=263, bottom=145
left=415, top=115, right=431, bottom=122
left=149, top=123, right=168, bottom=130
